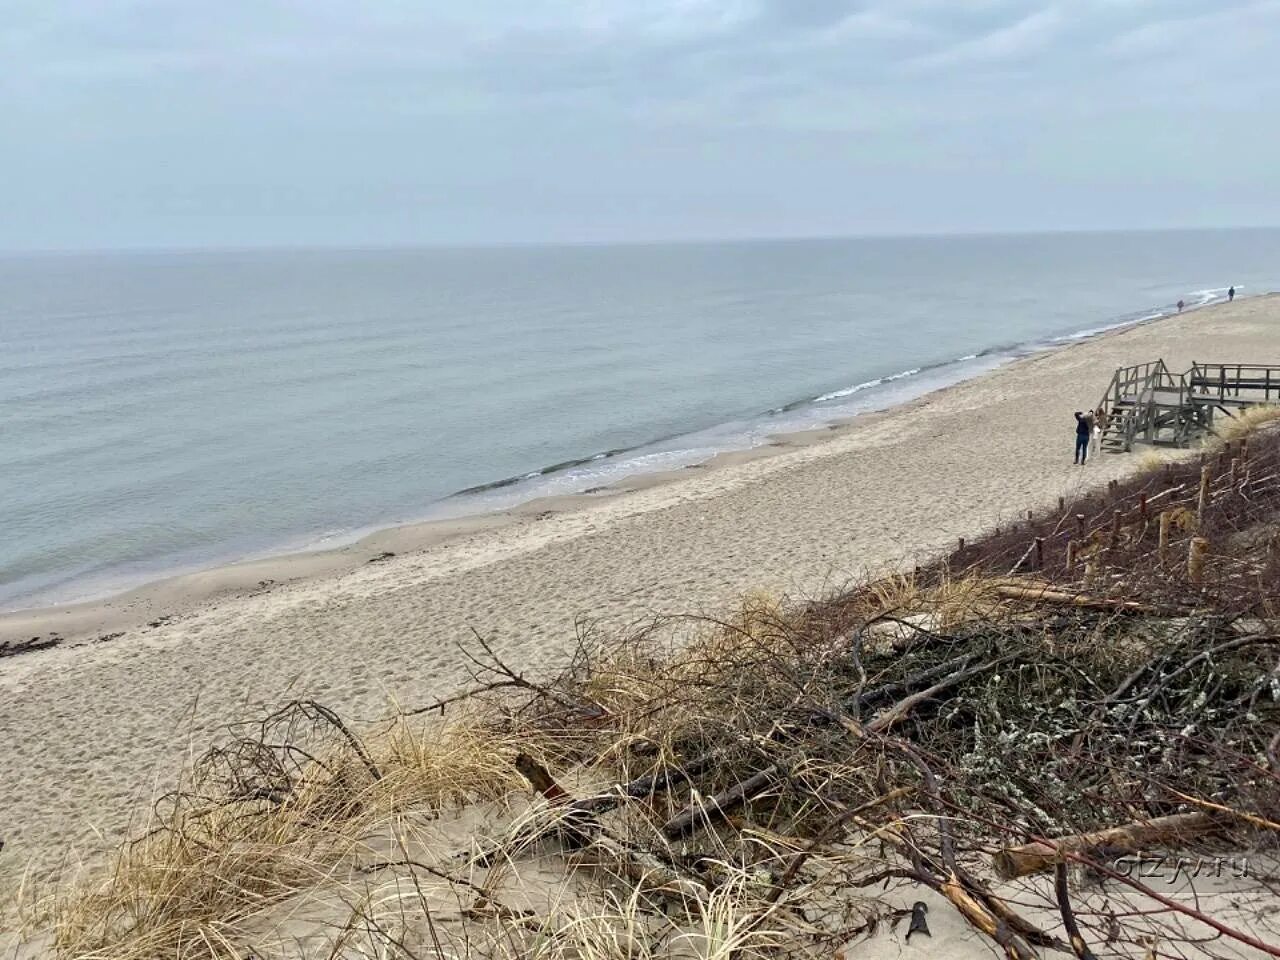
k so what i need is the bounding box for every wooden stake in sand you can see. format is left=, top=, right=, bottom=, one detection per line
left=1058, top=496, right=1065, bottom=513
left=1066, top=539, right=1077, bottom=571
left=1034, top=537, right=1045, bottom=569
left=1075, top=513, right=1086, bottom=538
left=1230, top=458, right=1239, bottom=488
left=1158, top=511, right=1171, bottom=566
left=1188, top=536, right=1209, bottom=583
left=1139, top=493, right=1148, bottom=519
left=1109, top=510, right=1121, bottom=549
left=1198, top=465, right=1212, bottom=521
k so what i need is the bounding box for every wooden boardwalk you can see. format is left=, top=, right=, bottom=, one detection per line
left=1098, top=361, right=1280, bottom=452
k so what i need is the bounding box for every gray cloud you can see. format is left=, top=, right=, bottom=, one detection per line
left=0, top=0, right=1277, bottom=249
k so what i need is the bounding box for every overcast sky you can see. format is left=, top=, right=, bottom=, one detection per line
left=2, top=1, right=1278, bottom=250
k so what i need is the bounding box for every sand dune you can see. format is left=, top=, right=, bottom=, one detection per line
left=3, top=294, right=1279, bottom=885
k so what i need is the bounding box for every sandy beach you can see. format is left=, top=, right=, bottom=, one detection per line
left=3, top=294, right=1279, bottom=888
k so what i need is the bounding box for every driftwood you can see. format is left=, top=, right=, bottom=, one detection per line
left=514, top=753, right=570, bottom=804
left=994, top=583, right=1151, bottom=612
left=587, top=833, right=707, bottom=901
left=661, top=764, right=784, bottom=838
left=992, top=812, right=1223, bottom=879
left=0, top=635, right=61, bottom=658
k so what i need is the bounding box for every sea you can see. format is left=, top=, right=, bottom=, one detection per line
left=3, top=228, right=1279, bottom=610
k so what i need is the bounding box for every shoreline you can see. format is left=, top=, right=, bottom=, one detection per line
left=3, top=294, right=1279, bottom=883
left=0, top=406, right=905, bottom=649
left=0, top=294, right=1223, bottom=647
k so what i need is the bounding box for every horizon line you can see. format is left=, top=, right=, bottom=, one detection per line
left=3, top=223, right=1280, bottom=259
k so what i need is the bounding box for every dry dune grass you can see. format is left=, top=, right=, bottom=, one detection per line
left=26, top=705, right=540, bottom=959
left=15, top=582, right=1003, bottom=960
left=1217, top=403, right=1280, bottom=442
left=11, top=428, right=1280, bottom=960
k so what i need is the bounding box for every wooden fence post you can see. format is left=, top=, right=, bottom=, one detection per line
left=1158, top=511, right=1171, bottom=567
left=1066, top=539, right=1077, bottom=571
left=1034, top=537, right=1045, bottom=569
left=1188, top=537, right=1209, bottom=583
left=1197, top=465, right=1211, bottom=522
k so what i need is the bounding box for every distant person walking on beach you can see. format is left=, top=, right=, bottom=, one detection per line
left=1074, top=410, right=1093, bottom=465
left=1177, top=299, right=1185, bottom=313
left=1229, top=286, right=1236, bottom=301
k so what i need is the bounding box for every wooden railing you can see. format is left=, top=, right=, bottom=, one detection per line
left=1099, top=360, right=1183, bottom=448
left=1099, top=360, right=1171, bottom=416
left=1188, top=363, right=1280, bottom=404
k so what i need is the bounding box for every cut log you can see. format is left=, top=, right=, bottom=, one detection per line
left=992, top=812, right=1222, bottom=879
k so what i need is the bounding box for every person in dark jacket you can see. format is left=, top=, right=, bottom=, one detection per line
left=1228, top=286, right=1235, bottom=301
left=1074, top=411, right=1092, bottom=465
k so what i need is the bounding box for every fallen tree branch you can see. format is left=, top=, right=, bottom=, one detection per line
left=661, top=764, right=785, bottom=839
left=865, top=656, right=1011, bottom=735
left=1054, top=861, right=1099, bottom=960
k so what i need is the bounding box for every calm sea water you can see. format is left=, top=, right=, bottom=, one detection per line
left=3, top=230, right=1279, bottom=609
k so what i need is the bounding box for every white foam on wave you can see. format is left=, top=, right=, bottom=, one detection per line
left=815, top=366, right=921, bottom=403
left=1051, top=310, right=1167, bottom=343
left=428, top=283, right=1263, bottom=541
left=1187, top=287, right=1230, bottom=306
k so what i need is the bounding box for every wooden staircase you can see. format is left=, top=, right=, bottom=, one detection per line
left=1095, top=360, right=1280, bottom=453
left=1098, top=397, right=1135, bottom=452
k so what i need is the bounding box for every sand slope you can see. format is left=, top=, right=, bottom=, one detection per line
left=3, top=295, right=1278, bottom=885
